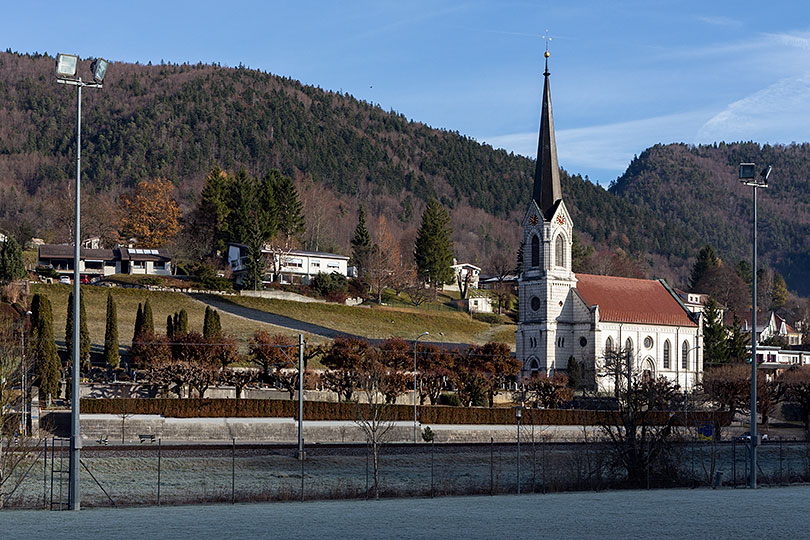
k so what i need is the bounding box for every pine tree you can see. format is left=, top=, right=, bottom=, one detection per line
left=0, top=235, right=26, bottom=283
left=702, top=297, right=728, bottom=365
left=351, top=205, right=373, bottom=278
left=31, top=294, right=60, bottom=401
left=103, top=292, right=119, bottom=368
left=274, top=172, right=305, bottom=245
left=689, top=245, right=720, bottom=291
left=143, top=298, right=154, bottom=334
left=65, top=292, right=90, bottom=373
left=414, top=199, right=455, bottom=286
left=199, top=165, right=232, bottom=256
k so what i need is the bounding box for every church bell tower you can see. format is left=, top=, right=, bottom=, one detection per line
left=516, top=50, right=576, bottom=376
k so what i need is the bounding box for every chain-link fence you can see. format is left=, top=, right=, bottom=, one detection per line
left=3, top=435, right=810, bottom=509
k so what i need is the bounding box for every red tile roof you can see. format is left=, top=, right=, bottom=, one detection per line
left=576, top=274, right=697, bottom=327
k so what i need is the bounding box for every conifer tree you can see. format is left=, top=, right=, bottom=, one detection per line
left=0, top=235, right=26, bottom=283
left=103, top=292, right=119, bottom=369
left=143, top=298, right=154, bottom=334
left=31, top=294, right=60, bottom=401
left=689, top=245, right=720, bottom=291
left=351, top=205, right=373, bottom=279
left=175, top=309, right=189, bottom=336
left=203, top=306, right=222, bottom=338
left=274, top=172, right=305, bottom=245
left=702, top=297, right=728, bottom=365
left=65, top=291, right=90, bottom=373
left=203, top=306, right=213, bottom=338
left=133, top=303, right=144, bottom=344
left=414, top=199, right=455, bottom=287
left=166, top=314, right=174, bottom=340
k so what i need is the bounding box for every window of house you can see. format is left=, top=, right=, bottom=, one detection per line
left=605, top=336, right=613, bottom=353
left=625, top=338, right=633, bottom=359
left=287, top=258, right=303, bottom=268
left=644, top=336, right=653, bottom=349
left=311, top=260, right=320, bottom=268
left=682, top=341, right=689, bottom=370
left=663, top=340, right=671, bottom=369
left=155, top=262, right=165, bottom=269
left=531, top=235, right=540, bottom=267
left=555, top=234, right=565, bottom=268
left=133, top=261, right=144, bottom=268
left=327, top=262, right=339, bottom=269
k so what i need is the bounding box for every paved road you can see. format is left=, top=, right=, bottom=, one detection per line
left=4, top=486, right=807, bottom=539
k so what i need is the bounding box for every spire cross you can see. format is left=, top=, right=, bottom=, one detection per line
left=541, top=29, right=551, bottom=75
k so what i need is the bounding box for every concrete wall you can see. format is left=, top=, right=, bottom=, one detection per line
left=239, top=289, right=326, bottom=303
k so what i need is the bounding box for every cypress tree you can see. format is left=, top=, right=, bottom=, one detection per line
left=351, top=205, right=373, bottom=278
left=414, top=199, right=455, bottom=286
left=65, top=292, right=91, bottom=373
left=176, top=309, right=189, bottom=336
left=203, top=306, right=221, bottom=338
left=203, top=306, right=213, bottom=337
left=103, top=292, right=119, bottom=368
left=166, top=314, right=174, bottom=340
left=133, top=303, right=144, bottom=343
left=32, top=294, right=60, bottom=402
left=0, top=235, right=26, bottom=283
left=143, top=298, right=154, bottom=334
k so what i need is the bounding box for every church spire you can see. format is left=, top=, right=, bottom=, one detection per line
left=532, top=49, right=562, bottom=220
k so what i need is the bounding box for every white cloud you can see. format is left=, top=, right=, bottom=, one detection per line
left=696, top=15, right=742, bottom=27
left=696, top=73, right=810, bottom=143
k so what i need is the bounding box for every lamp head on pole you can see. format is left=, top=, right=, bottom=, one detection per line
left=56, top=53, right=78, bottom=78
left=515, top=406, right=523, bottom=420
left=90, top=58, right=108, bottom=83
left=739, top=162, right=770, bottom=188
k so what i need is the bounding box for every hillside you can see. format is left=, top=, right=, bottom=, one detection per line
left=1, top=51, right=809, bottom=294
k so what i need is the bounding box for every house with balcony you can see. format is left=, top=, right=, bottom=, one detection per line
left=227, top=243, right=349, bottom=285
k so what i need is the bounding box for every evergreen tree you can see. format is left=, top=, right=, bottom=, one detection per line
left=702, top=297, right=728, bottom=365
left=351, top=205, right=373, bottom=279
left=198, top=165, right=232, bottom=256
left=143, top=298, right=154, bottom=334
left=175, top=309, right=189, bottom=336
left=274, top=172, right=305, bottom=245
left=571, top=231, right=594, bottom=273
left=203, top=306, right=223, bottom=338
left=414, top=199, right=455, bottom=286
left=689, top=245, right=720, bottom=291
left=65, top=291, right=91, bottom=373
left=166, top=314, right=174, bottom=340
left=736, top=260, right=753, bottom=286
left=133, top=303, right=144, bottom=344
left=0, top=235, right=26, bottom=283
left=103, top=292, right=119, bottom=368
left=31, top=294, right=60, bottom=401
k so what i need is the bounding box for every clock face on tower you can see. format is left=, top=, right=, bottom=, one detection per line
left=529, top=214, right=538, bottom=225
left=556, top=214, right=565, bottom=225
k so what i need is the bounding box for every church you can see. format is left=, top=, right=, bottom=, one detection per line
left=516, top=52, right=703, bottom=392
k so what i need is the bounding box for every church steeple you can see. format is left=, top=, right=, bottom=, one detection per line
left=532, top=50, right=562, bottom=220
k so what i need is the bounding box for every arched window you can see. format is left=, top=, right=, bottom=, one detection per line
left=625, top=338, right=633, bottom=360
left=555, top=234, right=565, bottom=268
left=605, top=336, right=613, bottom=353
left=682, top=341, right=689, bottom=370
left=531, top=234, right=540, bottom=267
left=663, top=340, right=671, bottom=369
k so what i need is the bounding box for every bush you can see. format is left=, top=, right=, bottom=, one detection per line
left=36, top=265, right=59, bottom=279
left=311, top=272, right=348, bottom=297
left=139, top=276, right=162, bottom=286
left=472, top=312, right=502, bottom=324
left=438, top=393, right=462, bottom=407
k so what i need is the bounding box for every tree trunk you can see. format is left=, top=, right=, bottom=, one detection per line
left=372, top=439, right=380, bottom=500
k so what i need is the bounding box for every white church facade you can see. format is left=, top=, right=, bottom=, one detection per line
left=516, top=52, right=703, bottom=392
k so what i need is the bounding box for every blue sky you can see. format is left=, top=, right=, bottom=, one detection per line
left=5, top=1, right=810, bottom=185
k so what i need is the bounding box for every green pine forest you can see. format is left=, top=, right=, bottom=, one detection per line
left=1, top=51, right=809, bottom=295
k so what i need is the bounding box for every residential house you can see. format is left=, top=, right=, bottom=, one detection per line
left=38, top=244, right=172, bottom=279
left=227, top=243, right=349, bottom=285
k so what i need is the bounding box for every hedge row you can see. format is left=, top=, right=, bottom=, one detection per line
left=81, top=399, right=731, bottom=426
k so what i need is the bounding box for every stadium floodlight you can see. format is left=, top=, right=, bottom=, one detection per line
left=91, top=58, right=108, bottom=83
left=56, top=53, right=78, bottom=78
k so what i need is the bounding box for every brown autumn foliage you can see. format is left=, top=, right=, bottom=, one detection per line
left=119, top=177, right=181, bottom=247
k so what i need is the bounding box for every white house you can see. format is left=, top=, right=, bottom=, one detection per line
left=38, top=245, right=172, bottom=279
left=515, top=54, right=702, bottom=392
left=227, top=243, right=349, bottom=285
left=445, top=259, right=481, bottom=291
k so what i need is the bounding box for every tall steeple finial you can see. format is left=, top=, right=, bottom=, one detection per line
left=532, top=31, right=562, bottom=219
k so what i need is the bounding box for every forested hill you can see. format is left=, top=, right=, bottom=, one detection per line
left=0, top=51, right=808, bottom=294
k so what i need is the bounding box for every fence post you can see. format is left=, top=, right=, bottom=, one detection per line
left=779, top=437, right=784, bottom=484
left=430, top=440, right=435, bottom=498
left=43, top=438, right=47, bottom=509
left=732, top=438, right=736, bottom=488
left=542, top=438, right=546, bottom=494
left=365, top=442, right=369, bottom=500
left=157, top=438, right=161, bottom=506
left=232, top=437, right=236, bottom=504
left=489, top=437, right=494, bottom=496
left=300, top=441, right=305, bottom=503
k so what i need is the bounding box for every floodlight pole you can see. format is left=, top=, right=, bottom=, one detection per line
left=58, top=72, right=104, bottom=512
left=413, top=331, right=429, bottom=442
left=298, top=334, right=304, bottom=460
left=740, top=163, right=770, bottom=490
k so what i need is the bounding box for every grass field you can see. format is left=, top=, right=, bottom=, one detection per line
left=30, top=284, right=516, bottom=350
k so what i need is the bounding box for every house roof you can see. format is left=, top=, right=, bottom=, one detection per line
left=575, top=273, right=697, bottom=327
left=39, top=244, right=115, bottom=260
left=118, top=247, right=171, bottom=262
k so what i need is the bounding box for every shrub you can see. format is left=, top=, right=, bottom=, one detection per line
left=139, top=276, right=161, bottom=286
left=439, top=393, right=462, bottom=407
left=311, top=272, right=348, bottom=297
left=472, top=312, right=502, bottom=324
